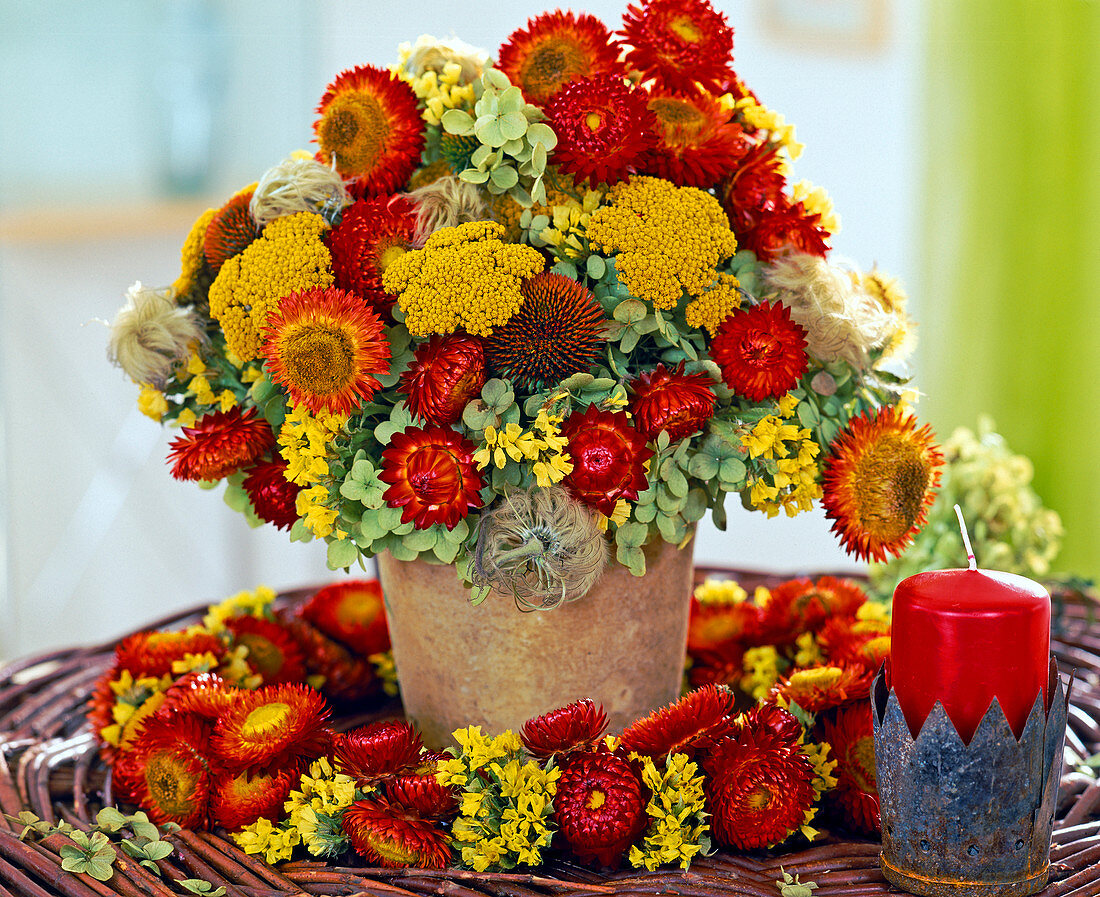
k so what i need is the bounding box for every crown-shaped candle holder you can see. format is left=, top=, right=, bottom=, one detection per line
left=872, top=659, right=1070, bottom=897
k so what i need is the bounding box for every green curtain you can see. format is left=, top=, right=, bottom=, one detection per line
left=921, top=0, right=1100, bottom=581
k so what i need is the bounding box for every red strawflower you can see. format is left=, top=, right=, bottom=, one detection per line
left=544, top=75, right=657, bottom=188
left=203, top=187, right=257, bottom=273
left=242, top=457, right=302, bottom=530
left=210, top=683, right=332, bottom=774
left=559, top=405, right=653, bottom=517
left=314, top=65, right=424, bottom=197
left=386, top=770, right=459, bottom=820
left=709, top=300, right=809, bottom=402
left=619, top=0, right=734, bottom=95
left=399, top=334, right=486, bottom=425
left=485, top=273, right=606, bottom=390
left=299, top=580, right=390, bottom=658
left=379, top=425, right=485, bottom=530
left=821, top=406, right=943, bottom=563
left=521, top=698, right=609, bottom=759
left=112, top=710, right=213, bottom=829
left=760, top=575, right=869, bottom=644
left=719, top=142, right=787, bottom=233
left=209, top=766, right=299, bottom=831
left=704, top=734, right=817, bottom=850
left=643, top=87, right=749, bottom=188
left=498, top=10, right=625, bottom=106
left=261, top=286, right=391, bottom=416
left=279, top=612, right=380, bottom=702
left=770, top=664, right=870, bottom=713
left=619, top=684, right=736, bottom=759
left=687, top=645, right=744, bottom=690
left=115, top=629, right=226, bottom=679
left=325, top=195, right=418, bottom=317
left=687, top=595, right=764, bottom=654
left=629, top=363, right=716, bottom=442
left=819, top=702, right=880, bottom=834
left=225, top=615, right=308, bottom=686
left=737, top=702, right=805, bottom=754
left=555, top=751, right=648, bottom=867
left=335, top=720, right=424, bottom=788
left=163, top=672, right=241, bottom=721
left=342, top=798, right=451, bottom=868
left=817, top=616, right=891, bottom=672
left=167, top=407, right=274, bottom=482
left=738, top=199, right=831, bottom=263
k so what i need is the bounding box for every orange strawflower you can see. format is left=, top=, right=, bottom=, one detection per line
left=167, top=407, right=274, bottom=482
left=620, top=0, right=734, bottom=94
left=115, top=629, right=226, bottom=679
left=210, top=767, right=300, bottom=831
left=399, top=334, right=486, bottom=426
left=819, top=702, right=880, bottom=834
left=243, top=457, right=303, bottom=531
left=821, top=406, right=943, bottom=563
left=560, top=405, right=653, bottom=517
left=225, top=615, right=308, bottom=686
left=628, top=363, right=716, bottom=442
left=620, top=684, right=735, bottom=759
left=298, top=580, right=390, bottom=658
left=342, top=798, right=451, bottom=868
left=210, top=683, right=332, bottom=773
left=644, top=87, right=748, bottom=188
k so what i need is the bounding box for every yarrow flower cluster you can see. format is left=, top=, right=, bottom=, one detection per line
left=109, top=0, right=937, bottom=593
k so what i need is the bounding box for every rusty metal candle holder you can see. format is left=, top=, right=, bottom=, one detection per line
left=872, top=659, right=1070, bottom=897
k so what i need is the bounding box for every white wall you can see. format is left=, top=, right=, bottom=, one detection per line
left=0, top=0, right=920, bottom=661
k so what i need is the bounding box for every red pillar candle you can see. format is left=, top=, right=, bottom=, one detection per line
left=891, top=566, right=1050, bottom=743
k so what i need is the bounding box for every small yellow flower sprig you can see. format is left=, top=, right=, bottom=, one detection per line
left=97, top=670, right=173, bottom=749
left=233, top=818, right=301, bottom=865
left=628, top=752, right=711, bottom=871
left=277, top=406, right=349, bottom=540
left=733, top=96, right=804, bottom=160
left=436, top=727, right=560, bottom=872
left=798, top=738, right=838, bottom=842
left=533, top=189, right=605, bottom=261
left=741, top=396, right=824, bottom=519
left=742, top=645, right=782, bottom=701
left=472, top=410, right=573, bottom=489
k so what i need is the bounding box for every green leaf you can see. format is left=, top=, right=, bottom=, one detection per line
left=667, top=467, right=689, bottom=497
left=500, top=110, right=528, bottom=141
left=688, top=453, right=719, bottom=480
left=525, top=122, right=557, bottom=148
left=797, top=400, right=821, bottom=428
left=475, top=117, right=505, bottom=147
left=129, top=814, right=159, bottom=842
left=718, top=457, right=747, bottom=486
left=619, top=328, right=641, bottom=354
left=432, top=539, right=461, bottom=564
left=634, top=502, right=658, bottom=523
left=585, top=255, right=606, bottom=280
left=327, top=539, right=360, bottom=571
left=616, top=543, right=646, bottom=576
left=485, top=68, right=511, bottom=90
left=531, top=140, right=547, bottom=172
left=616, top=522, right=649, bottom=548
left=489, top=165, right=519, bottom=189
left=470, top=143, right=493, bottom=168
left=441, top=108, right=475, bottom=135
left=656, top=430, right=671, bottom=452
left=498, top=85, right=524, bottom=114
left=613, top=298, right=647, bottom=324
left=180, top=881, right=227, bottom=897
left=142, top=841, right=174, bottom=861
left=459, top=167, right=490, bottom=185
left=85, top=858, right=116, bottom=882
left=95, top=808, right=126, bottom=832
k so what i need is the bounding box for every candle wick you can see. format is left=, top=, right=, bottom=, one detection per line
left=954, top=504, right=978, bottom=570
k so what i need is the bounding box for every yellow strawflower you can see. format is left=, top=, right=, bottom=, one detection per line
left=382, top=221, right=544, bottom=337
left=585, top=177, right=738, bottom=310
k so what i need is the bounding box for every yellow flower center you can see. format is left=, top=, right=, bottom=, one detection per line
left=145, top=753, right=198, bottom=816
left=243, top=701, right=291, bottom=736
left=279, top=323, right=356, bottom=398
left=669, top=15, right=703, bottom=43
left=850, top=736, right=878, bottom=793
left=650, top=96, right=708, bottom=146
left=236, top=634, right=285, bottom=677
left=585, top=111, right=603, bottom=131
left=791, top=667, right=843, bottom=689
left=746, top=785, right=772, bottom=811
left=318, top=94, right=389, bottom=176
left=586, top=789, right=606, bottom=810
left=378, top=243, right=407, bottom=272
left=367, top=831, right=422, bottom=865
left=522, top=38, right=589, bottom=100
left=334, top=590, right=382, bottom=628
left=852, top=435, right=933, bottom=542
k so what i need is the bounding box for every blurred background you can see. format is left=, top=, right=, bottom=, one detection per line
left=1, top=0, right=1096, bottom=661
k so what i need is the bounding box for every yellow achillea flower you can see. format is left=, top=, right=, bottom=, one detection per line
left=201, top=584, right=276, bottom=634
left=628, top=752, right=709, bottom=871
left=685, top=273, right=741, bottom=335
left=137, top=385, right=169, bottom=421
left=742, top=645, right=780, bottom=700
left=694, top=577, right=748, bottom=606
left=585, top=177, right=738, bottom=310
left=233, top=817, right=300, bottom=865
left=383, top=221, right=544, bottom=337
left=173, top=207, right=216, bottom=298
left=209, top=211, right=334, bottom=361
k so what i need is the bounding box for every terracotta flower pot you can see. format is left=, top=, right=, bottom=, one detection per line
left=376, top=534, right=695, bottom=748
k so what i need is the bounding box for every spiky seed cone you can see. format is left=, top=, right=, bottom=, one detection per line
left=486, top=273, right=605, bottom=391
left=399, top=333, right=486, bottom=426
left=554, top=751, right=648, bottom=867
left=439, top=132, right=482, bottom=175
left=204, top=188, right=257, bottom=272
left=522, top=699, right=609, bottom=759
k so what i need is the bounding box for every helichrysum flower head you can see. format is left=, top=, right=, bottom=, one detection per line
left=620, top=684, right=736, bottom=759
left=559, top=405, right=653, bottom=518
left=554, top=751, right=648, bottom=867
left=342, top=798, right=452, bottom=868
left=399, top=333, right=487, bottom=425
left=243, top=457, right=302, bottom=530
left=709, top=301, right=809, bottom=402
left=313, top=64, right=424, bottom=197
left=223, top=614, right=307, bottom=687
left=334, top=720, right=423, bottom=788
left=298, top=580, right=390, bottom=658
left=209, top=767, right=299, bottom=832
left=619, top=0, right=734, bottom=95
left=643, top=87, right=749, bottom=189
left=821, top=406, right=943, bottom=563
left=379, top=425, right=485, bottom=529
left=167, top=407, right=274, bottom=482
left=818, top=702, right=880, bottom=834
left=498, top=10, right=624, bottom=106
left=628, top=363, right=716, bottom=442
left=522, top=699, right=609, bottom=759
